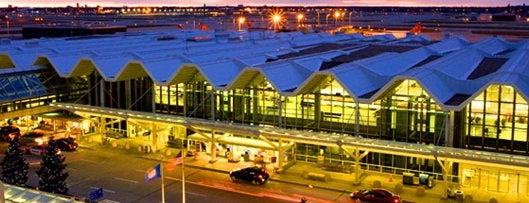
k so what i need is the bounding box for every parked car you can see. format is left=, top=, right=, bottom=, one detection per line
left=55, top=138, right=78, bottom=151
left=229, top=166, right=269, bottom=185
left=25, top=144, right=61, bottom=156
left=350, top=188, right=401, bottom=203
left=0, top=126, right=20, bottom=141
left=20, top=131, right=48, bottom=145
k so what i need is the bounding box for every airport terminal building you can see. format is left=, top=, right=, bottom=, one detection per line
left=2, top=29, right=529, bottom=197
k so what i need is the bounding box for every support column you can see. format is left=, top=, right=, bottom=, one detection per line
left=278, top=96, right=283, bottom=128
left=355, top=102, right=360, bottom=136
left=209, top=130, right=217, bottom=163
left=445, top=111, right=455, bottom=147
left=252, top=87, right=258, bottom=124
left=100, top=117, right=106, bottom=143
left=342, top=147, right=369, bottom=185
left=277, top=139, right=284, bottom=172
left=210, top=90, right=215, bottom=121
left=152, top=123, right=157, bottom=153
left=126, top=80, right=132, bottom=109
left=100, top=79, right=105, bottom=107
left=437, top=159, right=453, bottom=199
left=152, top=84, right=156, bottom=113
left=183, top=85, right=187, bottom=116
left=314, top=91, right=321, bottom=129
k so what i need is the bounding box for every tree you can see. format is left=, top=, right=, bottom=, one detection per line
left=1, top=134, right=29, bottom=186
left=36, top=139, right=68, bottom=194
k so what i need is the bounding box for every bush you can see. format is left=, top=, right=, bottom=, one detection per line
left=464, top=195, right=473, bottom=203
left=394, top=184, right=403, bottom=194
left=415, top=187, right=425, bottom=197
left=373, top=180, right=382, bottom=188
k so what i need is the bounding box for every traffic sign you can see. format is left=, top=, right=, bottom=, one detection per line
left=89, top=188, right=104, bottom=201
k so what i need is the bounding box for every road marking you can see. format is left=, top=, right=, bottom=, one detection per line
left=90, top=186, right=115, bottom=193
left=114, top=177, right=138, bottom=184
left=187, top=191, right=207, bottom=197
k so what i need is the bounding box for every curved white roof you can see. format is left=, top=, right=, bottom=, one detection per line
left=3, top=30, right=529, bottom=111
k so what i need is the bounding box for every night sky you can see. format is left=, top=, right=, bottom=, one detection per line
left=3, top=0, right=526, bottom=7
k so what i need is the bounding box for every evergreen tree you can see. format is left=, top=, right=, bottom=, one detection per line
left=1, top=134, right=29, bottom=186
left=36, top=139, right=68, bottom=194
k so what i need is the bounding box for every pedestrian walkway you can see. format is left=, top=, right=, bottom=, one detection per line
left=79, top=137, right=526, bottom=203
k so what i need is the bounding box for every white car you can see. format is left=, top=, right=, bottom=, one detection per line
left=25, top=144, right=60, bottom=156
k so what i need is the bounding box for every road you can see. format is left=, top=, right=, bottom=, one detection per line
left=0, top=143, right=353, bottom=203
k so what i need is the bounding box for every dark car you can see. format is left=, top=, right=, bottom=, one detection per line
left=229, top=166, right=269, bottom=185
left=350, top=188, right=401, bottom=203
left=0, top=126, right=20, bottom=141
left=55, top=138, right=78, bottom=151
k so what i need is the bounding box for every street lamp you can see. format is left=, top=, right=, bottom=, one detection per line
left=297, top=13, right=304, bottom=27
left=237, top=17, right=245, bottom=31
left=334, top=11, right=340, bottom=26
left=272, top=14, right=281, bottom=31
left=349, top=12, right=353, bottom=26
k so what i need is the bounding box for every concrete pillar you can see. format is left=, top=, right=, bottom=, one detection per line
left=151, top=123, right=157, bottom=153
left=278, top=139, right=284, bottom=171
left=355, top=102, right=360, bottom=136
left=100, top=117, right=106, bottom=142
left=278, top=96, right=283, bottom=128
left=125, top=80, right=132, bottom=109
left=315, top=91, right=321, bottom=129
left=152, top=84, right=156, bottom=113
left=183, top=85, right=187, bottom=116
left=100, top=79, right=105, bottom=107
left=252, top=87, right=258, bottom=124
left=210, top=129, right=217, bottom=163
left=211, top=90, right=215, bottom=121
left=438, top=159, right=453, bottom=199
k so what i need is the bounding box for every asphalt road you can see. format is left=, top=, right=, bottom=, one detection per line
left=0, top=142, right=352, bottom=203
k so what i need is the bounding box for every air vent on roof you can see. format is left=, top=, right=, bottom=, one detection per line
left=0, top=39, right=11, bottom=45
left=156, top=35, right=176, bottom=41
left=186, top=36, right=212, bottom=42
left=25, top=40, right=39, bottom=47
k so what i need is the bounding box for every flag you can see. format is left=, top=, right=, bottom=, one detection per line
left=177, top=24, right=184, bottom=30
left=166, top=151, right=183, bottom=171
left=410, top=22, right=423, bottom=34
left=199, top=22, right=208, bottom=31
left=145, top=164, right=161, bottom=183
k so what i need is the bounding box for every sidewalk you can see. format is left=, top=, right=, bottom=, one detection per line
left=80, top=138, right=526, bottom=203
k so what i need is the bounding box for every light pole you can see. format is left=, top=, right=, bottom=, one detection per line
left=349, top=12, right=353, bottom=26
left=237, top=17, right=245, bottom=31
left=334, top=11, right=340, bottom=26
left=297, top=13, right=304, bottom=27
left=272, top=14, right=281, bottom=32
left=317, top=11, right=320, bottom=26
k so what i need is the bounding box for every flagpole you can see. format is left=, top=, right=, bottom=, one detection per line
left=182, top=142, right=186, bottom=203
left=161, top=156, right=165, bottom=203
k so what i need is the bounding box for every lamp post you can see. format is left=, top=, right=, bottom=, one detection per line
left=349, top=12, right=353, bottom=26
left=317, top=11, right=320, bottom=26
left=237, top=17, right=245, bottom=31
left=272, top=14, right=281, bottom=32
left=334, top=11, right=340, bottom=26
left=297, top=13, right=304, bottom=27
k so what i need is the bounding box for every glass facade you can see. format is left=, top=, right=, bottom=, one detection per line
left=466, top=84, right=529, bottom=154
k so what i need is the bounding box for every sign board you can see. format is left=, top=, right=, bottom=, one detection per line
left=89, top=188, right=104, bottom=201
